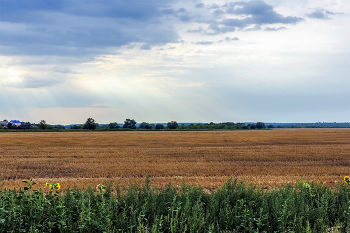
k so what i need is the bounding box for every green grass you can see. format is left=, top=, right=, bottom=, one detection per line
left=0, top=177, right=349, bottom=232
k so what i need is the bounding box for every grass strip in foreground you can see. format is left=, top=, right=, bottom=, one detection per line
left=0, top=178, right=349, bottom=232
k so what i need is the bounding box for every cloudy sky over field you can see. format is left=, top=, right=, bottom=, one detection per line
left=0, top=0, right=349, bottom=124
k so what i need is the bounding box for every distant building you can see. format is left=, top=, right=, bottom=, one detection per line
left=10, top=120, right=21, bottom=127
left=0, top=121, right=8, bottom=128
left=20, top=123, right=38, bottom=129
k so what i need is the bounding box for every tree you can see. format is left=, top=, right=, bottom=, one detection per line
left=82, top=118, right=98, bottom=130
left=167, top=121, right=178, bottom=130
left=139, top=122, right=149, bottom=129
left=54, top=125, right=65, bottom=129
left=139, top=122, right=154, bottom=129
left=70, top=125, right=80, bottom=129
left=248, top=124, right=256, bottom=129
left=268, top=124, right=274, bottom=129
left=38, top=120, right=47, bottom=130
left=155, top=123, right=164, bottom=130
left=241, top=125, right=249, bottom=129
left=256, top=122, right=266, bottom=129
left=123, top=119, right=137, bottom=129
left=108, top=122, right=120, bottom=129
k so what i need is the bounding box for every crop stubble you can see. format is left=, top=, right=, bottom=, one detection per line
left=0, top=129, right=349, bottom=191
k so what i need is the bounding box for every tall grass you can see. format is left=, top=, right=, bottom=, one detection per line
left=1, top=178, right=350, bottom=232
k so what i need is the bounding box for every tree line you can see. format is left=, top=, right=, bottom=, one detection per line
left=0, top=118, right=267, bottom=131
left=71, top=118, right=267, bottom=130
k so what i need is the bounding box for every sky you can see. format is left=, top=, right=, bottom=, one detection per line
left=0, top=0, right=349, bottom=124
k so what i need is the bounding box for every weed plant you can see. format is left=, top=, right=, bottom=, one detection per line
left=0, top=177, right=350, bottom=232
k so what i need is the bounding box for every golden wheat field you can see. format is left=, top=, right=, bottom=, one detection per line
left=0, top=129, right=349, bottom=191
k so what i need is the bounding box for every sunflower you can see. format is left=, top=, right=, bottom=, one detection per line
left=49, top=185, right=53, bottom=191
left=344, top=176, right=350, bottom=185
left=96, top=184, right=106, bottom=192
left=46, top=183, right=49, bottom=187
left=56, top=183, right=61, bottom=191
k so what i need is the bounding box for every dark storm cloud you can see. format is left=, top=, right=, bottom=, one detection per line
left=0, top=0, right=182, bottom=56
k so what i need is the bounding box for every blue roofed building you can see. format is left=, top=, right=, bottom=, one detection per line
left=10, top=120, right=21, bottom=127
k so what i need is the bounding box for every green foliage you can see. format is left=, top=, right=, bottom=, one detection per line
left=167, top=121, right=179, bottom=130
left=248, top=123, right=256, bottom=129
left=108, top=122, right=120, bottom=129
left=53, top=125, right=66, bottom=129
left=139, top=122, right=154, bottom=129
left=7, top=122, right=13, bottom=129
left=270, top=122, right=350, bottom=128
left=256, top=122, right=266, bottom=129
left=123, top=119, right=137, bottom=129
left=82, top=118, right=98, bottom=130
left=1, top=178, right=350, bottom=232
left=70, top=125, right=81, bottom=129
left=38, top=120, right=48, bottom=130
left=155, top=123, right=164, bottom=130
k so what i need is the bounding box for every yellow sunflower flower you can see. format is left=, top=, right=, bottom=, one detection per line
left=96, top=184, right=106, bottom=192
left=344, top=176, right=350, bottom=185
left=46, top=183, right=49, bottom=187
left=56, top=184, right=61, bottom=191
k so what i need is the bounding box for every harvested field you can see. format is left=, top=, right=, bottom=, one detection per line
left=0, top=129, right=349, bottom=191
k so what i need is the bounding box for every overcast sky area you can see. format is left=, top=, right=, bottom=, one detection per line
left=0, top=0, right=349, bottom=124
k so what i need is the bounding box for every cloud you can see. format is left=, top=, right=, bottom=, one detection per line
left=0, top=0, right=181, bottom=56
left=195, top=1, right=304, bottom=35
left=326, top=11, right=346, bottom=15
left=243, top=25, right=262, bottom=31
left=194, top=41, right=214, bottom=45
left=325, top=11, right=346, bottom=16
left=264, top=26, right=287, bottom=31
left=325, top=11, right=336, bottom=15
left=140, top=44, right=152, bottom=50
left=10, top=76, right=64, bottom=89
left=0, top=0, right=306, bottom=56
left=222, top=1, right=303, bottom=26
left=195, top=3, right=205, bottom=9
left=206, top=23, right=236, bottom=34
left=187, top=27, right=203, bottom=33
left=52, top=67, right=79, bottom=74
left=225, top=37, right=239, bottom=41
left=307, top=10, right=329, bottom=19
